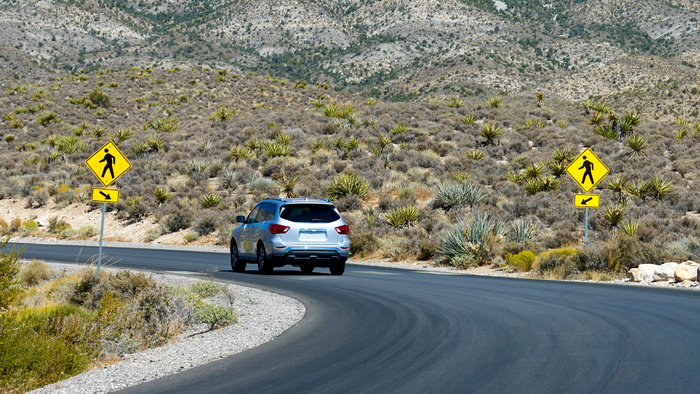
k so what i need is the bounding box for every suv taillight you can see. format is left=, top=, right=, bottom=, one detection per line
left=269, top=224, right=290, bottom=234
left=335, top=225, right=349, bottom=235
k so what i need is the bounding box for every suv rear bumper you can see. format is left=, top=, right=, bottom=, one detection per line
left=268, top=248, right=348, bottom=266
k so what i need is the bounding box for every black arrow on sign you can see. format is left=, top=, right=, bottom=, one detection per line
left=581, top=197, right=592, bottom=205
left=99, top=191, right=112, bottom=200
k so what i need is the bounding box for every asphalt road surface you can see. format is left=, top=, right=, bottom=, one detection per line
left=9, top=243, right=700, bottom=393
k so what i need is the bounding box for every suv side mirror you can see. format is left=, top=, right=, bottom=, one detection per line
left=236, top=216, right=246, bottom=223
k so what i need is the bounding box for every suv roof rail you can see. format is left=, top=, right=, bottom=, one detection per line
left=265, top=196, right=284, bottom=201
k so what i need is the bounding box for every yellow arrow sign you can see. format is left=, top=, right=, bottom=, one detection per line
left=574, top=194, right=600, bottom=208
left=85, top=141, right=132, bottom=187
left=565, top=148, right=610, bottom=192
left=92, top=187, right=119, bottom=203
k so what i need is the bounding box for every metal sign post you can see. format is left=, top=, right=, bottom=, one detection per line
left=584, top=207, right=589, bottom=246
left=86, top=140, right=130, bottom=274
left=97, top=202, right=106, bottom=274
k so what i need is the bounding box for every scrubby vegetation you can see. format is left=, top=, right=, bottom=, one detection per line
left=1, top=67, right=700, bottom=280
left=0, top=242, right=236, bottom=392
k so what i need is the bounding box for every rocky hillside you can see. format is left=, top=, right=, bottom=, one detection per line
left=2, top=0, right=700, bottom=115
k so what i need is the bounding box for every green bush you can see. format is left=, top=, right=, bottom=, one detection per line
left=193, top=303, right=237, bottom=331
left=190, top=281, right=220, bottom=299
left=505, top=251, right=536, bottom=272
left=19, top=260, right=53, bottom=286
left=0, top=240, right=21, bottom=311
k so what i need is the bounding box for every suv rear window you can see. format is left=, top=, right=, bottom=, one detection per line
left=280, top=204, right=340, bottom=223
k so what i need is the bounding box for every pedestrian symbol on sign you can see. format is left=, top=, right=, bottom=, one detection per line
left=100, top=149, right=116, bottom=179
left=579, top=156, right=594, bottom=185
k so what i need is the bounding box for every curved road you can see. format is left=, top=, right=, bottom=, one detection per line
left=9, top=243, right=700, bottom=393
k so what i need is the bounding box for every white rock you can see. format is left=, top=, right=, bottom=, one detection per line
left=674, top=261, right=699, bottom=282
left=628, top=268, right=641, bottom=282
left=653, top=262, right=678, bottom=282
left=637, top=264, right=657, bottom=282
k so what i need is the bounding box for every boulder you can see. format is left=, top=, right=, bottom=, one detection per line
left=674, top=261, right=699, bottom=282
left=653, top=262, right=678, bottom=282
left=628, top=268, right=640, bottom=282
left=637, top=264, right=657, bottom=283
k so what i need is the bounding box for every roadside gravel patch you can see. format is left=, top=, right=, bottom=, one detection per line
left=29, top=262, right=305, bottom=394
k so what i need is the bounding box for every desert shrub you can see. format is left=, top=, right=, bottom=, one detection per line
left=190, top=281, right=220, bottom=299
left=380, top=236, right=413, bottom=261
left=184, top=231, right=200, bottom=242
left=193, top=303, right=237, bottom=331
left=505, top=251, right=536, bottom=272
left=334, top=195, right=363, bottom=212
left=417, top=238, right=438, bottom=261
left=163, top=209, right=193, bottom=233
left=437, top=213, right=504, bottom=267
left=0, top=241, right=21, bottom=311
left=534, top=248, right=578, bottom=277
left=350, top=232, right=379, bottom=257
left=195, top=215, right=218, bottom=236
left=19, top=260, right=53, bottom=286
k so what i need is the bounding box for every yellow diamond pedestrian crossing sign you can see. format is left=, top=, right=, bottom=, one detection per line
left=566, top=148, right=609, bottom=193
left=86, top=141, right=131, bottom=187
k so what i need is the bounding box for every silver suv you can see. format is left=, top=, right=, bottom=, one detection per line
left=230, top=197, right=350, bottom=275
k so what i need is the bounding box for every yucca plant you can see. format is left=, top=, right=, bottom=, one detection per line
left=56, top=136, right=85, bottom=154
left=547, top=161, right=567, bottom=177
left=344, top=137, right=360, bottom=152
left=505, top=168, right=524, bottom=184
left=620, top=220, right=643, bottom=237
left=589, top=111, right=605, bottom=126
left=277, top=172, right=299, bottom=198
left=433, top=181, right=485, bottom=211
left=625, top=134, right=648, bottom=157
left=506, top=220, right=541, bottom=243
left=552, top=147, right=575, bottom=164
left=536, top=92, right=545, bottom=107
left=311, top=139, right=330, bottom=152
left=590, top=101, right=611, bottom=113
left=142, top=134, right=166, bottom=153
left=626, top=180, right=652, bottom=201
left=523, top=162, right=546, bottom=179
left=310, top=98, right=325, bottom=108
left=447, top=97, right=464, bottom=108
left=488, top=96, right=502, bottom=108
left=648, top=176, right=673, bottom=200
left=109, top=128, right=134, bottom=143
left=244, top=138, right=263, bottom=156
left=218, top=170, right=237, bottom=189
left=619, top=110, right=641, bottom=137
left=153, top=187, right=171, bottom=204
left=438, top=213, right=504, bottom=267
left=674, top=128, right=688, bottom=142
left=275, top=133, right=292, bottom=145
left=580, top=99, right=592, bottom=115
left=346, top=113, right=363, bottom=129
left=37, top=112, right=60, bottom=127
left=200, top=193, right=222, bottom=209
left=377, top=135, right=391, bottom=153
left=557, top=119, right=568, bottom=127
left=465, top=149, right=484, bottom=161
left=383, top=206, right=420, bottom=229
left=391, top=124, right=407, bottom=135
left=263, top=142, right=290, bottom=158
left=228, top=145, right=255, bottom=161
left=603, top=205, right=625, bottom=233
left=331, top=136, right=346, bottom=151
left=326, top=172, right=371, bottom=200
left=365, top=97, right=377, bottom=106
left=461, top=115, right=476, bottom=124
left=323, top=103, right=341, bottom=118
left=480, top=123, right=502, bottom=145
left=605, top=175, right=629, bottom=204
left=594, top=125, right=619, bottom=140
left=210, top=105, right=236, bottom=122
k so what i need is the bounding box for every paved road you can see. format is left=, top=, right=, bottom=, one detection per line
left=10, top=243, right=700, bottom=393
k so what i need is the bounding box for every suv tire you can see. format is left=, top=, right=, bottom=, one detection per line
left=329, top=261, right=345, bottom=276
left=230, top=240, right=245, bottom=273
left=257, top=244, right=273, bottom=274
